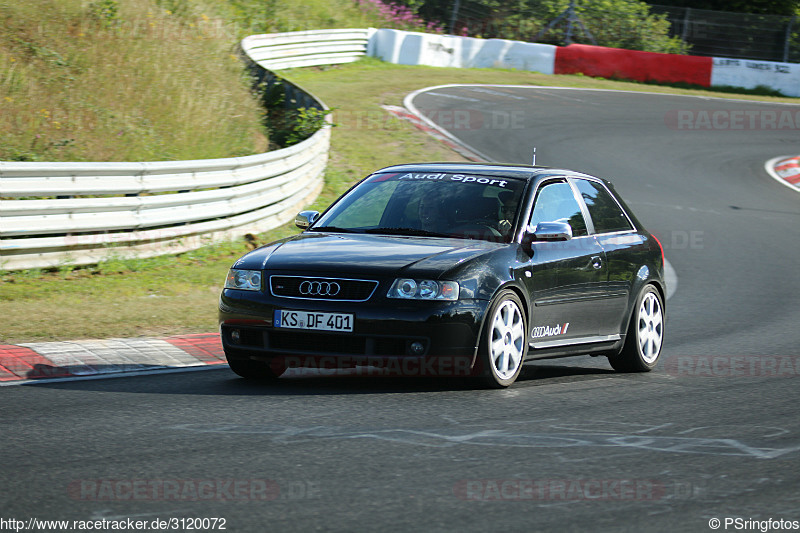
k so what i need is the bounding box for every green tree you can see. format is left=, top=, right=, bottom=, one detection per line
left=401, top=0, right=688, bottom=54
left=569, top=0, right=689, bottom=53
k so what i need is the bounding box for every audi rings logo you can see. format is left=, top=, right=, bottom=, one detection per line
left=299, top=280, right=341, bottom=297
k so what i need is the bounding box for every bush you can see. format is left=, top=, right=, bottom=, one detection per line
left=401, top=0, right=689, bottom=54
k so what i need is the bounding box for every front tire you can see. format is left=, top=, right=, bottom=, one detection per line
left=476, top=291, right=528, bottom=388
left=609, top=285, right=664, bottom=372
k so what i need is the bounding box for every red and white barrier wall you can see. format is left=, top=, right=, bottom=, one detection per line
left=368, top=29, right=556, bottom=73
left=554, top=44, right=712, bottom=87
left=711, top=58, right=800, bottom=97
left=368, top=29, right=800, bottom=98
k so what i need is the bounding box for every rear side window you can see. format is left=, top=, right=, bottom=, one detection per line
left=573, top=179, right=633, bottom=234
left=529, top=180, right=588, bottom=236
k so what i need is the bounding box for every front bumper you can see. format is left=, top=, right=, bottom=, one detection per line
left=219, top=288, right=489, bottom=367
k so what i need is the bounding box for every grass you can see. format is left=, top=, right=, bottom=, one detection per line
left=3, top=57, right=799, bottom=344
left=0, top=0, right=427, bottom=162
left=0, top=0, right=273, bottom=162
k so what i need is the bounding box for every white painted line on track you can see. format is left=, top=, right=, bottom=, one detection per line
left=664, top=259, right=678, bottom=301
left=407, top=83, right=800, bottom=107
left=404, top=87, right=493, bottom=162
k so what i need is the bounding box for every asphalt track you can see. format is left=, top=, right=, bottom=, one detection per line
left=2, top=87, right=800, bottom=532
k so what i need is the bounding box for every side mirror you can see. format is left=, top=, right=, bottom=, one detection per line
left=522, top=221, right=573, bottom=252
left=532, top=221, right=573, bottom=241
left=295, top=210, right=319, bottom=230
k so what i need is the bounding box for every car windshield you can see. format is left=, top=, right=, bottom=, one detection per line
left=310, top=171, right=526, bottom=243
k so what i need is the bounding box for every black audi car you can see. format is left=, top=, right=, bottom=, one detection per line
left=219, top=163, right=665, bottom=387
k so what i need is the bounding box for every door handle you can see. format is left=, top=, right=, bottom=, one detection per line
left=591, top=256, right=603, bottom=270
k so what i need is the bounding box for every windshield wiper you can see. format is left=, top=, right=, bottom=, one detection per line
left=365, top=227, right=454, bottom=238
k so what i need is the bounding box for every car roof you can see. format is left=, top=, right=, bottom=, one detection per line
left=374, top=162, right=607, bottom=184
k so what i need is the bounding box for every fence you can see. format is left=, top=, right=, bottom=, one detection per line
left=421, top=1, right=800, bottom=64
left=649, top=5, right=798, bottom=63
left=0, top=29, right=373, bottom=271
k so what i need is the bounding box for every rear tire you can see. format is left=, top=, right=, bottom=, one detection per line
left=609, top=285, right=664, bottom=372
left=476, top=291, right=528, bottom=388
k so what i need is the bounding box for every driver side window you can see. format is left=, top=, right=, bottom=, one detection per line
left=529, top=180, right=588, bottom=236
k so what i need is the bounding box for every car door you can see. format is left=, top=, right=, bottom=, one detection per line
left=522, top=179, right=608, bottom=347
left=570, top=177, right=647, bottom=337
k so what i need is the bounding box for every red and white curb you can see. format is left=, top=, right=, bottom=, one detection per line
left=766, top=155, right=800, bottom=193
left=0, top=333, right=227, bottom=385
left=382, top=104, right=488, bottom=162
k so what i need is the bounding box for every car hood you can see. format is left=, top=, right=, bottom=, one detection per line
left=238, top=232, right=501, bottom=277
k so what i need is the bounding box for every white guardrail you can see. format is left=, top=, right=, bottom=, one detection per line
left=0, top=28, right=373, bottom=271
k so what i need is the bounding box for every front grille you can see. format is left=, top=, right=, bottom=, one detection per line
left=270, top=276, right=378, bottom=302
left=221, top=325, right=426, bottom=357
left=268, top=331, right=419, bottom=357
left=270, top=331, right=367, bottom=354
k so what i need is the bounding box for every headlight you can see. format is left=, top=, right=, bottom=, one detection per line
left=225, top=269, right=262, bottom=291
left=388, top=279, right=459, bottom=301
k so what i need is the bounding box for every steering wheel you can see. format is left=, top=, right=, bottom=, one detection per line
left=453, top=222, right=502, bottom=240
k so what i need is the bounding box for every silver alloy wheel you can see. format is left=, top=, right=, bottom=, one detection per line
left=489, top=299, right=525, bottom=380
left=638, top=291, right=664, bottom=364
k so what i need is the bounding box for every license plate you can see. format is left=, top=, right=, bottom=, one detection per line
left=274, top=310, right=354, bottom=332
